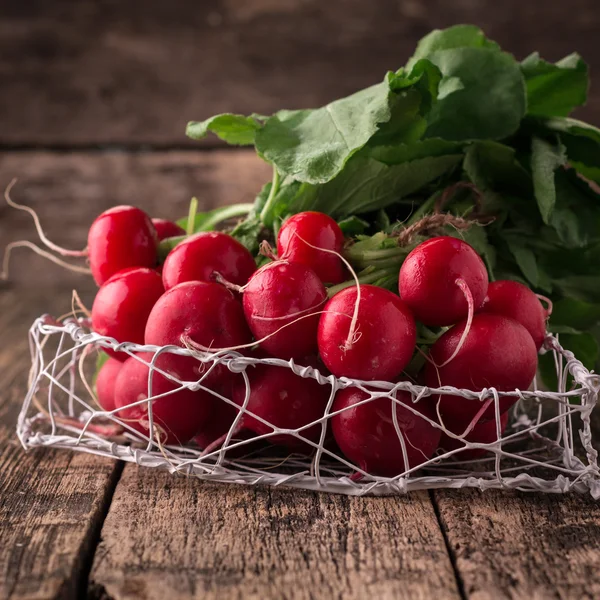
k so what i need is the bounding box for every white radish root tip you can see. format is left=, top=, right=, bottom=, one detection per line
left=291, top=233, right=361, bottom=352
left=4, top=179, right=88, bottom=258
left=536, top=294, right=553, bottom=318
left=1, top=241, right=92, bottom=281
left=212, top=272, right=245, bottom=294
left=258, top=240, right=278, bottom=261
left=436, top=278, right=474, bottom=368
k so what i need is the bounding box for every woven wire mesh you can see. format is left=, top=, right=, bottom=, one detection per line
left=16, top=315, right=600, bottom=497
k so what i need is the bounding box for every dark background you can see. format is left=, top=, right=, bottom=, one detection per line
left=0, top=0, right=598, bottom=146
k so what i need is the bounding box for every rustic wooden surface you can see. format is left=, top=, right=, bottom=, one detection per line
left=91, top=471, right=459, bottom=600
left=1, top=1, right=600, bottom=598
left=434, top=490, right=600, bottom=600
left=0, top=289, right=122, bottom=600
left=0, top=0, right=598, bottom=146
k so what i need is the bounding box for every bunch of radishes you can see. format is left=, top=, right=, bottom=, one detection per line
left=90, top=206, right=548, bottom=477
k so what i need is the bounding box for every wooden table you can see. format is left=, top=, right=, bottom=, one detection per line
left=1, top=2, right=600, bottom=598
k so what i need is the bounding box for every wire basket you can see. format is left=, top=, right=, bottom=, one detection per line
left=16, top=315, right=600, bottom=497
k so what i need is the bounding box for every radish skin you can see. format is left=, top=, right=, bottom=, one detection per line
left=162, top=231, right=256, bottom=290
left=277, top=211, right=346, bottom=284
left=95, top=356, right=123, bottom=411
left=91, top=267, right=165, bottom=361
left=480, top=280, right=547, bottom=349
left=424, top=314, right=538, bottom=429
left=331, top=387, right=440, bottom=477
left=88, top=206, right=158, bottom=286
left=438, top=412, right=509, bottom=460
left=243, top=261, right=327, bottom=360
left=399, top=236, right=488, bottom=327
left=114, top=353, right=213, bottom=445
left=230, top=363, right=331, bottom=453
left=318, top=284, right=416, bottom=381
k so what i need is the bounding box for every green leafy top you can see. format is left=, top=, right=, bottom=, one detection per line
left=183, top=24, right=600, bottom=381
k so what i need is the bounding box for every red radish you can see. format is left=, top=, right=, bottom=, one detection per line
left=229, top=364, right=331, bottom=453
left=95, top=356, right=123, bottom=411
left=194, top=395, right=240, bottom=450
left=162, top=231, right=257, bottom=290
left=243, top=261, right=326, bottom=360
left=92, top=268, right=165, bottom=361
left=144, top=281, right=252, bottom=384
left=88, top=206, right=158, bottom=285
left=424, top=314, right=538, bottom=430
left=194, top=376, right=240, bottom=449
left=480, top=280, right=547, bottom=349
left=194, top=377, right=265, bottom=457
left=439, top=411, right=509, bottom=460
left=399, top=236, right=488, bottom=327
left=152, top=218, right=185, bottom=241
left=318, top=284, right=416, bottom=381
left=114, top=353, right=212, bottom=445
left=277, top=211, right=346, bottom=284
left=331, top=387, right=440, bottom=477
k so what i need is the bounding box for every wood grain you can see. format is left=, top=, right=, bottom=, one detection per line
left=433, top=489, right=600, bottom=600
left=0, top=288, right=122, bottom=600
left=90, top=468, right=460, bottom=600
left=0, top=149, right=270, bottom=289
left=0, top=0, right=598, bottom=146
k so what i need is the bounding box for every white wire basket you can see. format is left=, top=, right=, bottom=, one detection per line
left=17, top=315, right=600, bottom=497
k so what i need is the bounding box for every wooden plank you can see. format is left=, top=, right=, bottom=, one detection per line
left=0, top=0, right=598, bottom=145
left=0, top=288, right=122, bottom=600
left=433, top=489, right=600, bottom=599
left=90, top=467, right=460, bottom=600
left=0, top=149, right=270, bottom=290
left=0, top=430, right=121, bottom=600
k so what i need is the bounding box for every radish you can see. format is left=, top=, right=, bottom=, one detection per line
left=91, top=267, right=165, bottom=361
left=399, top=236, right=488, bottom=327
left=88, top=206, right=158, bottom=285
left=95, top=356, right=123, bottom=411
left=480, top=280, right=548, bottom=349
left=331, top=387, right=440, bottom=477
left=424, top=314, right=538, bottom=430
left=114, top=353, right=212, bottom=445
left=152, top=218, right=185, bottom=241
left=162, top=231, right=257, bottom=290
left=144, top=281, right=252, bottom=384
left=193, top=376, right=240, bottom=449
left=228, top=363, right=331, bottom=453
left=194, top=376, right=265, bottom=456
left=439, top=411, right=509, bottom=461
left=317, top=284, right=416, bottom=381
left=277, top=211, right=346, bottom=284
left=243, top=261, right=327, bottom=360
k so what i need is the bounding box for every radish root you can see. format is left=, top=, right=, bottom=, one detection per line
left=536, top=294, right=553, bottom=318
left=212, top=271, right=245, bottom=294
left=437, top=278, right=474, bottom=368
left=259, top=240, right=278, bottom=261
left=1, top=241, right=92, bottom=281
left=4, top=179, right=88, bottom=257
left=291, top=233, right=361, bottom=352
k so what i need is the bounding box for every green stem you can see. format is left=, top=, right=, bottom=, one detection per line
left=196, top=203, right=254, bottom=232
left=345, top=246, right=409, bottom=261
left=259, top=166, right=281, bottom=226
left=158, top=203, right=254, bottom=261
left=158, top=235, right=186, bottom=262
left=327, top=268, right=395, bottom=298
left=186, top=197, right=198, bottom=236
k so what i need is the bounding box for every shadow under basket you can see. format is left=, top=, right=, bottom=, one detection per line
left=16, top=315, right=600, bottom=497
